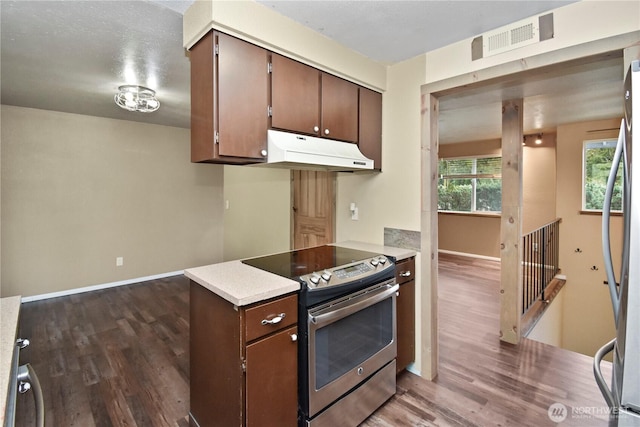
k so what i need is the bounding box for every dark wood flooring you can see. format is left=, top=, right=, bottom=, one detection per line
left=15, top=254, right=611, bottom=426
left=15, top=276, right=191, bottom=426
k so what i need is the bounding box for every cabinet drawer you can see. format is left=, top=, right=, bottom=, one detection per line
left=395, top=257, right=415, bottom=285
left=245, top=294, right=298, bottom=342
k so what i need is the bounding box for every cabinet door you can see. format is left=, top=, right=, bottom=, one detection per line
left=358, top=87, right=382, bottom=170
left=321, top=73, right=358, bottom=142
left=271, top=54, right=320, bottom=136
left=217, top=32, right=269, bottom=159
left=190, top=281, right=243, bottom=427
left=245, top=325, right=298, bottom=427
left=396, top=280, right=415, bottom=373
left=190, top=31, right=216, bottom=163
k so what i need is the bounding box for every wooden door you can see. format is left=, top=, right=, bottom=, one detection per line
left=292, top=170, right=335, bottom=249
left=320, top=73, right=359, bottom=142
left=217, top=32, right=269, bottom=159
left=271, top=54, right=321, bottom=136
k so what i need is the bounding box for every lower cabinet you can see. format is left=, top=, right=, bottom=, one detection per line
left=245, top=325, right=298, bottom=426
left=395, top=257, right=416, bottom=373
left=190, top=281, right=298, bottom=426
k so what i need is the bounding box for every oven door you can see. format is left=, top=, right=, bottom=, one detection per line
left=307, top=280, right=398, bottom=418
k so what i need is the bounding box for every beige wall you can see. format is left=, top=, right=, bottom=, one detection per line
left=1, top=106, right=224, bottom=298
left=438, top=215, right=501, bottom=258
left=523, top=134, right=557, bottom=233
left=222, top=166, right=291, bottom=261
left=556, top=118, right=622, bottom=358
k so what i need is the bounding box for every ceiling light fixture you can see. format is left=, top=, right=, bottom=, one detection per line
left=535, top=133, right=543, bottom=144
left=114, top=85, right=160, bottom=113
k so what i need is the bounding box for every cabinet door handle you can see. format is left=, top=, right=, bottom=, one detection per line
left=324, top=128, right=330, bottom=135
left=400, top=271, right=412, bottom=277
left=261, top=313, right=285, bottom=325
left=313, top=126, right=319, bottom=132
left=260, top=149, right=267, bottom=157
left=290, top=333, right=298, bottom=342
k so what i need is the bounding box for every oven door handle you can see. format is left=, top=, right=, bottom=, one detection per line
left=309, top=283, right=399, bottom=328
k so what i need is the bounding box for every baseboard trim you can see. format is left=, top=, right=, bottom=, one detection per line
left=437, top=249, right=500, bottom=262
left=21, top=270, right=184, bottom=303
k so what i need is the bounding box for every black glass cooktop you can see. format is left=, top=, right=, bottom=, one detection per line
left=241, top=245, right=381, bottom=279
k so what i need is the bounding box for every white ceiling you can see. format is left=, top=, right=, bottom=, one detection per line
left=0, top=0, right=625, bottom=144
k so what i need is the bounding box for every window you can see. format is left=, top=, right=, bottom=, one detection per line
left=583, top=139, right=623, bottom=212
left=438, top=156, right=501, bottom=213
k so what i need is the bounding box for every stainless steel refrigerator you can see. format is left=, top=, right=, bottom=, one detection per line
left=594, top=59, right=640, bottom=426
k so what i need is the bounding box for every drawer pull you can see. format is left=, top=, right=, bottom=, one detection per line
left=400, top=271, right=412, bottom=277
left=261, top=313, right=285, bottom=325
left=291, top=333, right=298, bottom=342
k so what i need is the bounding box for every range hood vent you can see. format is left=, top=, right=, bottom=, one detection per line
left=259, top=129, right=374, bottom=172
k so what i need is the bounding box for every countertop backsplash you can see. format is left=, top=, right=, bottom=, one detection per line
left=384, top=228, right=420, bottom=252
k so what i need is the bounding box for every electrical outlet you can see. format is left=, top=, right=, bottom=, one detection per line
left=116, top=257, right=124, bottom=267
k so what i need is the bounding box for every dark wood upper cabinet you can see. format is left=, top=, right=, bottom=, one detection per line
left=189, top=30, right=381, bottom=167
left=271, top=54, right=359, bottom=143
left=321, top=73, right=359, bottom=142
left=270, top=53, right=320, bottom=136
left=359, top=87, right=383, bottom=170
left=190, top=30, right=269, bottom=163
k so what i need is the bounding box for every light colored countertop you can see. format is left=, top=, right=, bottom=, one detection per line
left=186, top=241, right=417, bottom=307
left=184, top=260, right=300, bottom=306
left=0, top=295, right=21, bottom=426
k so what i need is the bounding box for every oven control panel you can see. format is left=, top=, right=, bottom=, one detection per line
left=300, top=255, right=393, bottom=289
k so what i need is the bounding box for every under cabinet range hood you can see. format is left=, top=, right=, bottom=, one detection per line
left=260, top=129, right=374, bottom=171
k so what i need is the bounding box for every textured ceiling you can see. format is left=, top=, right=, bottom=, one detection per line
left=0, top=0, right=625, bottom=144
left=1, top=0, right=191, bottom=129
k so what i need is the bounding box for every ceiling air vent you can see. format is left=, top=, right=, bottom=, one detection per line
left=472, top=13, right=554, bottom=61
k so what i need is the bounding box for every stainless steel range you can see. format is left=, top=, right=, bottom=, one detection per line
left=242, top=245, right=397, bottom=426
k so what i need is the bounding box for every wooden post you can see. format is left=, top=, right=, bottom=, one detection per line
left=420, top=92, right=439, bottom=379
left=500, top=99, right=524, bottom=344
